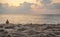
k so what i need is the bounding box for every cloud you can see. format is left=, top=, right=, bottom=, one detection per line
left=0, top=3, right=16, bottom=14
left=31, top=1, right=60, bottom=14
left=0, top=1, right=60, bottom=14
left=16, top=2, right=32, bottom=13
left=37, top=3, right=60, bottom=14
left=53, top=0, right=60, bottom=3
left=46, top=3, right=60, bottom=14
left=41, top=0, right=52, bottom=5
left=47, top=3, right=60, bottom=9
left=31, top=4, right=47, bottom=14
left=0, top=3, right=5, bottom=14
left=0, top=2, right=33, bottom=14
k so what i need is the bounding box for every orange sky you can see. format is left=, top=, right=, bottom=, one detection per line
left=0, top=0, right=37, bottom=7
left=0, top=0, right=60, bottom=7
left=0, top=0, right=60, bottom=14
left=53, top=0, right=60, bottom=3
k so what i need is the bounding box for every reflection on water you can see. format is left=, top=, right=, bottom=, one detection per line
left=0, top=14, right=60, bottom=24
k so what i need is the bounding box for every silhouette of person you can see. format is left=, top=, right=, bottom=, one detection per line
left=6, top=19, right=9, bottom=24
left=7, top=35, right=11, bottom=37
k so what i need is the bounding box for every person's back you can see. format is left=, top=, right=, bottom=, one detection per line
left=6, top=20, right=9, bottom=24
left=7, top=35, right=11, bottom=37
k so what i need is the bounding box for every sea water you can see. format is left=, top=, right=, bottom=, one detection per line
left=0, top=14, right=60, bottom=24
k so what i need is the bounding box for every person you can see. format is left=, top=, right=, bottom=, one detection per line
left=6, top=19, right=9, bottom=24
left=7, top=35, right=11, bottom=37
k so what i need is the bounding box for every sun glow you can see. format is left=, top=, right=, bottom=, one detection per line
left=8, top=2, right=20, bottom=7
left=5, top=0, right=24, bottom=7
left=0, top=0, right=37, bottom=7
left=0, top=0, right=60, bottom=7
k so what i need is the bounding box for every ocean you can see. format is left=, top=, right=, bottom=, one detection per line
left=0, top=14, right=60, bottom=24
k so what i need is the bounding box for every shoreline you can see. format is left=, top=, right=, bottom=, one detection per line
left=0, top=23, right=60, bottom=37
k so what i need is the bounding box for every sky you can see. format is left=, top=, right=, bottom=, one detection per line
left=0, top=0, right=60, bottom=14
